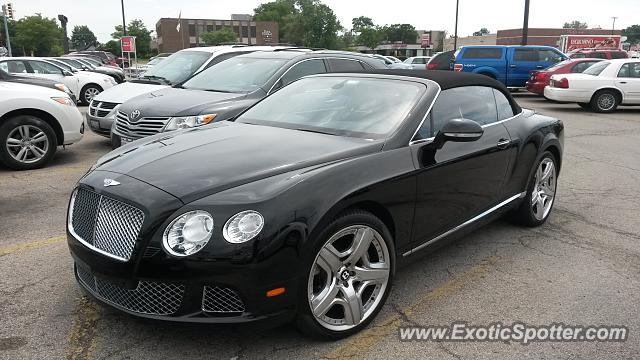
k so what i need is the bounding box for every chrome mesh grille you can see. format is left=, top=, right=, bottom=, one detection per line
left=202, top=286, right=245, bottom=313
left=70, top=188, right=144, bottom=261
left=114, top=111, right=169, bottom=139
left=89, top=100, right=119, bottom=118
left=77, top=266, right=184, bottom=315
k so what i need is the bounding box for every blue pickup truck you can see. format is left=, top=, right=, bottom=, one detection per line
left=453, top=45, right=567, bottom=88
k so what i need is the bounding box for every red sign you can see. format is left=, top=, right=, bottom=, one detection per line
left=121, top=36, right=136, bottom=52
left=562, top=35, right=620, bottom=52
left=421, top=33, right=431, bottom=48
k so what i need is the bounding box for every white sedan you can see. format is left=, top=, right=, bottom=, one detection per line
left=0, top=57, right=116, bottom=105
left=544, top=58, right=640, bottom=112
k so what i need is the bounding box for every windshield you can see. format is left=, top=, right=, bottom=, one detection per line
left=147, top=58, right=163, bottom=66
left=546, top=59, right=572, bottom=71
left=48, top=59, right=75, bottom=71
left=583, top=61, right=609, bottom=75
left=236, top=77, right=425, bottom=139
left=182, top=57, right=287, bottom=93
left=141, top=51, right=211, bottom=84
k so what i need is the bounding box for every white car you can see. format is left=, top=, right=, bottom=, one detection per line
left=544, top=58, right=640, bottom=112
left=0, top=57, right=116, bottom=105
left=403, top=56, right=432, bottom=70
left=0, top=81, right=84, bottom=170
left=87, top=45, right=290, bottom=138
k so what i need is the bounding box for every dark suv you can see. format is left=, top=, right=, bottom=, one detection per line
left=112, top=50, right=386, bottom=147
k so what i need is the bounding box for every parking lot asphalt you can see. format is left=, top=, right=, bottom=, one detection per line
left=1, top=97, right=639, bottom=359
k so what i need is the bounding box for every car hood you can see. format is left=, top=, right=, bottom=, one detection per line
left=93, top=81, right=169, bottom=104
left=7, top=75, right=57, bottom=87
left=118, top=87, right=251, bottom=118
left=94, top=121, right=383, bottom=202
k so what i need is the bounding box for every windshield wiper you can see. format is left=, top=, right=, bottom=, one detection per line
left=293, top=128, right=337, bottom=136
left=141, top=75, right=171, bottom=84
left=203, top=89, right=236, bottom=93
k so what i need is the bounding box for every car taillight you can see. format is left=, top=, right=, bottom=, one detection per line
left=427, top=63, right=437, bottom=70
left=453, top=63, right=463, bottom=72
left=535, top=72, right=549, bottom=81
left=553, top=78, right=569, bottom=88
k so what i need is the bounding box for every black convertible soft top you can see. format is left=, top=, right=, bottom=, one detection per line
left=361, top=69, right=522, bottom=114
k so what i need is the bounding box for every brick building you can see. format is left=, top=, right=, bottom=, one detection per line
left=156, top=16, right=279, bottom=53
left=497, top=28, right=622, bottom=47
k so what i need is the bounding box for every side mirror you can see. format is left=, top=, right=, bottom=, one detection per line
left=439, top=118, right=484, bottom=143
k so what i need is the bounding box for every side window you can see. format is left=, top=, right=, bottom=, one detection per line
left=539, top=50, right=564, bottom=63
left=513, top=49, right=538, bottom=62
left=281, top=59, right=327, bottom=86
left=327, top=58, right=365, bottom=72
left=413, top=113, right=432, bottom=141
left=27, top=61, right=62, bottom=75
left=430, top=86, right=498, bottom=133
left=493, top=89, right=515, bottom=120
left=462, top=48, right=503, bottom=59
left=571, top=61, right=595, bottom=73
left=204, top=52, right=241, bottom=69
left=0, top=61, right=8, bottom=73
left=618, top=63, right=640, bottom=78
left=6, top=60, right=27, bottom=73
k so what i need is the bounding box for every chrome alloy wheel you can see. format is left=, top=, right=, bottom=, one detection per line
left=5, top=125, right=49, bottom=164
left=597, top=93, right=616, bottom=111
left=531, top=158, right=556, bottom=221
left=84, top=87, right=100, bottom=103
left=307, top=225, right=390, bottom=331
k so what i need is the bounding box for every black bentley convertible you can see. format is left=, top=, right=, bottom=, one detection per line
left=67, top=70, right=563, bottom=338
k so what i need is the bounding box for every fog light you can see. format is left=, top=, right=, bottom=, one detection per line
left=163, top=210, right=214, bottom=257
left=223, top=210, right=264, bottom=243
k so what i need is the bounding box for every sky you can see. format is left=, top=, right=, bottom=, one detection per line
left=14, top=0, right=640, bottom=43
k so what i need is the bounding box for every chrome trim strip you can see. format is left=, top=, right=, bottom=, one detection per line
left=408, top=82, right=442, bottom=146
left=67, top=188, right=136, bottom=262
left=443, top=132, right=483, bottom=138
left=481, top=110, right=524, bottom=128
left=402, top=192, right=526, bottom=257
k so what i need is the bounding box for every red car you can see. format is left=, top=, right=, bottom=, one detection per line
left=568, top=48, right=628, bottom=60
left=525, top=58, right=603, bottom=95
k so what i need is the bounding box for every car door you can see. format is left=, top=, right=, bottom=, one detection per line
left=409, top=86, right=513, bottom=246
left=508, top=48, right=540, bottom=87
left=615, top=62, right=640, bottom=103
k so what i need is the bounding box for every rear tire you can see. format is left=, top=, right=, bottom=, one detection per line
left=0, top=115, right=57, bottom=170
left=590, top=89, right=619, bottom=113
left=296, top=210, right=395, bottom=339
left=513, top=151, right=558, bottom=227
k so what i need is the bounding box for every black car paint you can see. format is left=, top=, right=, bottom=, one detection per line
left=69, top=73, right=564, bottom=323
left=112, top=52, right=387, bottom=142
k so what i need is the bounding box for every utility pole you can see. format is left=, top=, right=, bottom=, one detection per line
left=453, top=0, right=459, bottom=50
left=521, top=0, right=530, bottom=45
left=120, top=0, right=127, bottom=36
left=611, top=17, right=617, bottom=35
left=1, top=4, right=11, bottom=56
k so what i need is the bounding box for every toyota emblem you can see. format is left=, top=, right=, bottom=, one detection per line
left=129, top=109, right=141, bottom=120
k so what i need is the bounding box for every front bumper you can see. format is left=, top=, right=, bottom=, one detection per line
left=62, top=106, right=84, bottom=145
left=67, top=171, right=301, bottom=323
left=87, top=111, right=116, bottom=137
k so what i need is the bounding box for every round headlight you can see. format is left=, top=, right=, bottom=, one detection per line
left=223, top=210, right=264, bottom=243
left=163, top=210, right=214, bottom=257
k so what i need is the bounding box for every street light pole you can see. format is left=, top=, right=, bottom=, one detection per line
left=120, top=0, right=127, bottom=36
left=1, top=5, right=11, bottom=56
left=522, top=0, right=530, bottom=45
left=611, top=17, right=617, bottom=35
left=453, top=0, right=459, bottom=50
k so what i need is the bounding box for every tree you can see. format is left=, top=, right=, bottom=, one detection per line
left=622, top=25, right=640, bottom=44
left=71, top=25, right=97, bottom=50
left=381, top=24, right=418, bottom=44
left=111, top=19, right=153, bottom=57
left=13, top=14, right=64, bottom=56
left=357, top=27, right=383, bottom=50
left=201, top=28, right=237, bottom=45
left=99, top=40, right=120, bottom=55
left=473, top=28, right=490, bottom=36
left=254, top=0, right=342, bottom=48
left=563, top=20, right=588, bottom=30
left=352, top=16, right=374, bottom=32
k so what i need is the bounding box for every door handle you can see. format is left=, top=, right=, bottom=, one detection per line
left=497, top=139, right=510, bottom=149
left=509, top=64, right=516, bottom=68
left=536, top=65, right=543, bottom=69
left=618, top=81, right=627, bottom=84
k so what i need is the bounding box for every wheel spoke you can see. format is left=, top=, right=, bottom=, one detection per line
left=6, top=138, right=21, bottom=147
left=317, top=246, right=342, bottom=273
left=30, top=145, right=45, bottom=158
left=344, top=227, right=373, bottom=265
left=19, top=125, right=29, bottom=139
left=541, top=184, right=554, bottom=197
left=31, top=132, right=47, bottom=143
left=311, top=279, right=339, bottom=317
left=16, top=147, right=28, bottom=161
left=354, top=264, right=388, bottom=283
left=531, top=190, right=539, bottom=205
left=534, top=196, right=545, bottom=219
left=540, top=163, right=553, bottom=182
left=340, top=284, right=363, bottom=325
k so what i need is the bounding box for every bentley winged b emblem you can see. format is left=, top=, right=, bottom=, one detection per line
left=103, top=178, right=121, bottom=187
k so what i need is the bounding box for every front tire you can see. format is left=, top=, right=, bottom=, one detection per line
left=590, top=89, right=619, bottom=113
left=0, top=115, right=57, bottom=170
left=80, top=84, right=103, bottom=105
left=513, top=151, right=558, bottom=227
left=296, top=210, right=395, bottom=339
